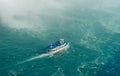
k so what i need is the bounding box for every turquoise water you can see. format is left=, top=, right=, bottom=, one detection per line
left=0, top=0, right=120, bottom=76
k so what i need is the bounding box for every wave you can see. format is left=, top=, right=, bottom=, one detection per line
left=9, top=70, right=17, bottom=76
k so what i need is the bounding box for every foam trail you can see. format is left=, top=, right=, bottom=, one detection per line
left=17, top=53, right=51, bottom=65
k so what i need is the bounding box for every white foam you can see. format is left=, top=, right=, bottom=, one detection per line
left=17, top=53, right=52, bottom=65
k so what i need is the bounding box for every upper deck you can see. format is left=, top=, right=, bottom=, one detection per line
left=47, top=39, right=67, bottom=51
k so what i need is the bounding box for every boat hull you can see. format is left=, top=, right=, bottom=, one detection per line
left=49, top=43, right=69, bottom=54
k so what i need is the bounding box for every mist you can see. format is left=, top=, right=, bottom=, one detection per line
left=0, top=0, right=67, bottom=30
left=0, top=0, right=120, bottom=32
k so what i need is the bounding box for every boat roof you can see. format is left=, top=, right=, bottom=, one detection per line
left=47, top=41, right=66, bottom=49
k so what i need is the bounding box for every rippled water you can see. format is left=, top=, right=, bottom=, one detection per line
left=0, top=0, right=120, bottom=76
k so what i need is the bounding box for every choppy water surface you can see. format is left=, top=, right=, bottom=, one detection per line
left=0, top=0, right=120, bottom=76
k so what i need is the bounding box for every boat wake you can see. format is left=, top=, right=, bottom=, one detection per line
left=17, top=53, right=52, bottom=65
